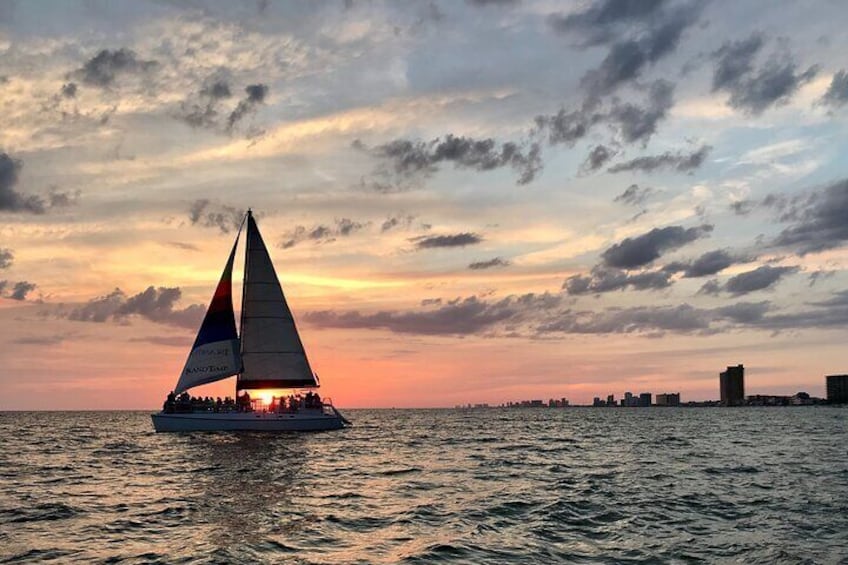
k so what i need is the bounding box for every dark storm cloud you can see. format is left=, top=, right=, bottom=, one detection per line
left=608, top=145, right=711, bottom=174
left=9, top=281, right=36, bottom=301
left=711, top=35, right=818, bottom=115
left=68, top=287, right=204, bottom=329
left=614, top=184, right=654, bottom=206
left=304, top=292, right=561, bottom=336
left=771, top=179, right=848, bottom=254
left=663, top=249, right=751, bottom=278
left=188, top=200, right=245, bottom=234
left=227, top=84, right=269, bottom=131
left=415, top=233, right=482, bottom=249
left=608, top=79, right=674, bottom=144
left=362, top=135, right=542, bottom=189
left=74, top=48, right=157, bottom=87
left=581, top=144, right=616, bottom=173
left=724, top=265, right=799, bottom=296
left=601, top=224, right=713, bottom=269
left=469, top=257, right=510, bottom=270
left=821, top=70, right=848, bottom=108
left=280, top=218, right=368, bottom=249
left=563, top=266, right=672, bottom=295
left=0, top=248, right=12, bottom=269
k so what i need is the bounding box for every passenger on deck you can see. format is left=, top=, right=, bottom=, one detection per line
left=163, top=391, right=176, bottom=413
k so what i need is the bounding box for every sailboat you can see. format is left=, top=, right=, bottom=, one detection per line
left=151, top=210, right=350, bottom=432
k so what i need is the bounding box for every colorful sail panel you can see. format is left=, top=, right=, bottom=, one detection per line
left=173, top=235, right=242, bottom=394
left=237, top=212, right=318, bottom=389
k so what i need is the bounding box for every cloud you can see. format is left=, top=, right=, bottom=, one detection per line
left=548, top=0, right=668, bottom=47
left=607, top=145, right=711, bottom=174
left=821, top=70, right=848, bottom=108
left=0, top=154, right=77, bottom=214
left=227, top=83, right=269, bottom=132
left=360, top=134, right=542, bottom=189
left=729, top=199, right=754, bottom=216
left=305, top=292, right=561, bottom=336
left=581, top=144, right=616, bottom=173
left=601, top=224, right=713, bottom=269
left=67, top=287, right=204, bottom=330
left=188, top=200, right=245, bottom=234
left=539, top=303, right=712, bottom=335
left=608, top=79, right=674, bottom=144
left=467, top=0, right=519, bottom=6
left=724, top=265, right=799, bottom=296
left=533, top=106, right=599, bottom=147
left=664, top=249, right=752, bottom=278
left=614, top=184, right=654, bottom=205
left=0, top=153, right=45, bottom=213
left=73, top=48, right=157, bottom=88
left=534, top=79, right=673, bottom=149
left=61, top=82, right=77, bottom=98
left=415, top=233, right=482, bottom=249
left=574, top=4, right=701, bottom=97
left=711, top=35, right=818, bottom=115
left=178, top=74, right=234, bottom=129
left=381, top=214, right=416, bottom=232
left=772, top=179, right=848, bottom=254
left=13, top=335, right=65, bottom=346
left=563, top=266, right=673, bottom=295
left=9, top=281, right=36, bottom=301
left=280, top=218, right=368, bottom=249
left=469, top=257, right=510, bottom=270
left=0, top=249, right=12, bottom=269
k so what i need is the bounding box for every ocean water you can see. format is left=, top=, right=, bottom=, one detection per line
left=1, top=408, right=847, bottom=564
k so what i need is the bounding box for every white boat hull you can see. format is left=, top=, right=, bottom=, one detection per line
left=151, top=409, right=348, bottom=432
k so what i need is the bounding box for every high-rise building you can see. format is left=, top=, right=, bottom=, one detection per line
left=720, top=364, right=745, bottom=406
left=639, top=392, right=652, bottom=407
left=656, top=393, right=681, bottom=406
left=826, top=375, right=848, bottom=404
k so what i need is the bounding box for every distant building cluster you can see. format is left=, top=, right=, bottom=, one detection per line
left=591, top=391, right=680, bottom=407
left=503, top=398, right=570, bottom=408
left=455, top=368, right=845, bottom=409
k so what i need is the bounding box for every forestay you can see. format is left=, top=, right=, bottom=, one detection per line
left=237, top=212, right=318, bottom=389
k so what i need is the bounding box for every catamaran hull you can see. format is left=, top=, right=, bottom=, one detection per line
left=151, top=411, right=348, bottom=432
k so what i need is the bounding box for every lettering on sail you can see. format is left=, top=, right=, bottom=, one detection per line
left=186, top=364, right=231, bottom=374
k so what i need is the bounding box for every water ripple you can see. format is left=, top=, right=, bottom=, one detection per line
left=1, top=408, right=847, bottom=563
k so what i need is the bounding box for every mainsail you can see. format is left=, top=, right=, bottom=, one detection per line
left=173, top=232, right=243, bottom=395
left=237, top=211, right=318, bottom=389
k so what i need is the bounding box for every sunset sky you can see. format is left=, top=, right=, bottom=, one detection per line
left=2, top=0, right=848, bottom=409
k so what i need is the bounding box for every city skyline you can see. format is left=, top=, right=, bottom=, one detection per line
left=2, top=1, right=848, bottom=409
